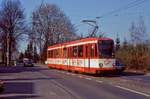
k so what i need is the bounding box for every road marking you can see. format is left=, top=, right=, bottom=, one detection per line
left=49, top=91, right=57, bottom=95
left=71, top=73, right=76, bottom=76
left=144, top=74, right=150, bottom=77
left=51, top=80, right=80, bottom=99
left=79, top=75, right=83, bottom=78
left=85, top=78, right=92, bottom=80
left=123, top=77, right=144, bottom=82
left=108, top=82, right=113, bottom=85
left=115, top=85, right=150, bottom=97
left=66, top=73, right=70, bottom=75
left=0, top=94, right=37, bottom=98
left=57, top=71, right=61, bottom=73
left=61, top=71, right=65, bottom=74
left=96, top=80, right=103, bottom=83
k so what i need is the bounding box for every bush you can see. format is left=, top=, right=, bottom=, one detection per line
left=116, top=44, right=150, bottom=71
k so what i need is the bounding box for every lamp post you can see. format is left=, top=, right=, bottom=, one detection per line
left=6, top=33, right=10, bottom=66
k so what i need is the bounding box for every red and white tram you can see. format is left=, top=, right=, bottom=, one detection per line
left=46, top=37, right=125, bottom=73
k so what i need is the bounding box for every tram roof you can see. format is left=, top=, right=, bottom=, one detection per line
left=48, top=37, right=113, bottom=50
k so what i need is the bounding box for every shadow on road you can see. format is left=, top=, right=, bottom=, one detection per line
left=0, top=82, right=40, bottom=99
left=77, top=71, right=146, bottom=78
left=3, top=82, right=34, bottom=94
left=0, top=65, right=49, bottom=74
left=0, top=95, right=39, bottom=99
left=121, top=71, right=145, bottom=77
left=1, top=77, right=60, bottom=82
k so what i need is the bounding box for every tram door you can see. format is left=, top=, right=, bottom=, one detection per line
left=85, top=44, right=97, bottom=72
left=85, top=45, right=90, bottom=71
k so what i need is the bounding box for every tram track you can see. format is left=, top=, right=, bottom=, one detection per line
left=38, top=69, right=81, bottom=99
left=37, top=66, right=150, bottom=98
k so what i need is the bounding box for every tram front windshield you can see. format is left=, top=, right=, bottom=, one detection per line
left=98, top=40, right=114, bottom=58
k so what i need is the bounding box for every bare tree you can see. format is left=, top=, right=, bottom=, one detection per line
left=119, top=16, right=148, bottom=70
left=138, top=16, right=147, bottom=42
left=31, top=3, right=76, bottom=62
left=129, top=22, right=137, bottom=46
left=129, top=16, right=147, bottom=45
left=0, top=0, right=26, bottom=65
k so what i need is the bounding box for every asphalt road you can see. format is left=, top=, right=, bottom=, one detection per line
left=0, top=65, right=150, bottom=99
left=122, top=72, right=150, bottom=83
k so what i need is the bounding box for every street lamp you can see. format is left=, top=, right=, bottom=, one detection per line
left=6, top=33, right=10, bottom=66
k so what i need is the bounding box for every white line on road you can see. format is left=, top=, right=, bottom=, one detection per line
left=49, top=91, right=57, bottom=95
left=61, top=71, right=65, bottom=74
left=57, top=71, right=61, bottom=73
left=71, top=74, right=76, bottom=76
left=144, top=74, right=150, bottom=77
left=115, top=85, right=150, bottom=98
left=96, top=80, right=103, bottom=83
left=78, top=76, right=83, bottom=78
left=123, top=77, right=143, bottom=81
left=85, top=78, right=92, bottom=80
left=66, top=73, right=71, bottom=75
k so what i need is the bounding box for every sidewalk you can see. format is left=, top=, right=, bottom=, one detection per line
left=0, top=65, right=75, bottom=99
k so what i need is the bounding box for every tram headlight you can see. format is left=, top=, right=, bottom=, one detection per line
left=99, top=63, right=103, bottom=68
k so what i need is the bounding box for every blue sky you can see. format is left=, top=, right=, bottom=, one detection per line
left=20, top=0, right=150, bottom=41
left=1, top=0, right=150, bottom=51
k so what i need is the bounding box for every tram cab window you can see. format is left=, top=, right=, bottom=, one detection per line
left=98, top=40, right=114, bottom=58
left=78, top=45, right=83, bottom=58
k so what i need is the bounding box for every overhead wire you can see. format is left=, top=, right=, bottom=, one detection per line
left=99, top=0, right=149, bottom=18
left=78, top=0, right=149, bottom=35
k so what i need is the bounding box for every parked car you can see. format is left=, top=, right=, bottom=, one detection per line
left=0, top=80, right=4, bottom=93
left=23, top=59, right=34, bottom=67
left=116, top=59, right=125, bottom=72
left=16, top=60, right=23, bottom=66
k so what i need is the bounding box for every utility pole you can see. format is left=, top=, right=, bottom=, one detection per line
left=6, top=33, right=9, bottom=66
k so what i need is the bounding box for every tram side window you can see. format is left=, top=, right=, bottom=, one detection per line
left=51, top=50, right=53, bottom=58
left=95, top=44, right=98, bottom=57
left=53, top=50, right=56, bottom=58
left=90, top=44, right=97, bottom=58
left=47, top=51, right=49, bottom=58
left=70, top=47, right=73, bottom=58
left=53, top=50, right=57, bottom=58
left=56, top=49, right=60, bottom=58
left=63, top=48, right=67, bottom=58
left=90, top=45, right=94, bottom=58
left=78, top=45, right=83, bottom=58
left=48, top=50, right=53, bottom=58
left=67, top=47, right=70, bottom=58
left=73, top=46, right=78, bottom=58
left=85, top=45, right=88, bottom=58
